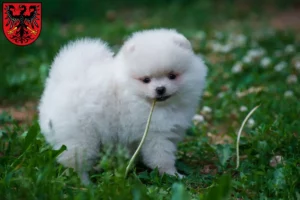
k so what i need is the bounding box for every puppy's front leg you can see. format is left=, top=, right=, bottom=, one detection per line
left=141, top=135, right=183, bottom=178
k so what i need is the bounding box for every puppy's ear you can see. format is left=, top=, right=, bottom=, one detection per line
left=173, top=35, right=192, bottom=50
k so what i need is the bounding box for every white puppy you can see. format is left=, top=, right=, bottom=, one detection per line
left=38, top=29, right=207, bottom=184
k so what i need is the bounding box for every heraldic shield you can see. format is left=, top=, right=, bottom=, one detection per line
left=2, top=2, right=42, bottom=46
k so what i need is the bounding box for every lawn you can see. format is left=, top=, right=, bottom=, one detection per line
left=0, top=1, right=299, bottom=199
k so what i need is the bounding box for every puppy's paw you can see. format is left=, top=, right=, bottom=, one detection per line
left=79, top=172, right=91, bottom=186
left=163, top=169, right=185, bottom=179
left=175, top=172, right=185, bottom=179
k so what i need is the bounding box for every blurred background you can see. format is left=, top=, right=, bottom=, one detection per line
left=1, top=1, right=300, bottom=198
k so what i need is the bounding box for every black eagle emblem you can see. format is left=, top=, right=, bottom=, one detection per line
left=4, top=4, right=41, bottom=44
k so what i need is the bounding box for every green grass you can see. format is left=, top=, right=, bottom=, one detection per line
left=1, top=1, right=300, bottom=199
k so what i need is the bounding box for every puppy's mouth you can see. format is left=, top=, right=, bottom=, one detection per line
left=155, top=95, right=171, bottom=102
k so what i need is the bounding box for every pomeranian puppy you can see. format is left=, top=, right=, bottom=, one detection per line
left=38, top=29, right=207, bottom=184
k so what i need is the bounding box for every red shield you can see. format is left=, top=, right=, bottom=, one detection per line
left=2, top=2, right=42, bottom=46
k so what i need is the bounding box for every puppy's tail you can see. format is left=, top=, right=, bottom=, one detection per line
left=49, top=38, right=114, bottom=82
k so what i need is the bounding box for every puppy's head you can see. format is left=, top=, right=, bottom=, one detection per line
left=117, top=29, right=206, bottom=103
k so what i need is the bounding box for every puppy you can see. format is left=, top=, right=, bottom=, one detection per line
left=38, top=29, right=207, bottom=184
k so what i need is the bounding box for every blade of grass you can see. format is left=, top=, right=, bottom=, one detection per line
left=236, top=105, right=260, bottom=169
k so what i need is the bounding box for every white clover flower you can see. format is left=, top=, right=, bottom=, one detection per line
left=260, top=57, right=271, bottom=68
left=228, top=34, right=247, bottom=47
left=285, top=44, right=295, bottom=54
left=194, top=31, right=206, bottom=40
left=243, top=56, right=252, bottom=64
left=235, top=34, right=247, bottom=46
left=232, top=62, right=243, bottom=73
left=248, top=48, right=265, bottom=58
left=210, top=42, right=233, bottom=53
left=215, top=31, right=224, bottom=40
left=211, top=42, right=222, bottom=52
left=203, top=91, right=212, bottom=97
left=247, top=50, right=257, bottom=58
left=295, top=61, right=300, bottom=71
left=217, top=92, right=225, bottom=98
left=193, top=114, right=205, bottom=123
left=274, top=61, right=287, bottom=72
left=240, top=106, right=248, bottom=112
left=202, top=106, right=212, bottom=114
left=247, top=118, right=255, bottom=128
left=284, top=90, right=294, bottom=98
left=270, top=155, right=284, bottom=167
left=221, top=44, right=233, bottom=53
left=286, top=74, right=298, bottom=84
left=242, top=48, right=265, bottom=64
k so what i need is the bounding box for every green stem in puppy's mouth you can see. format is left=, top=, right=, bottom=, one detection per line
left=125, top=100, right=156, bottom=178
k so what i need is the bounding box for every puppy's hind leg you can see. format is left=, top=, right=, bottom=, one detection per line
left=56, top=139, right=100, bottom=185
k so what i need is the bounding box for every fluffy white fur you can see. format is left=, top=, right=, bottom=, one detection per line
left=38, top=29, right=207, bottom=184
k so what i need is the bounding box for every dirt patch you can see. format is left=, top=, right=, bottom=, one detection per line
left=271, top=8, right=300, bottom=32
left=0, top=101, right=37, bottom=124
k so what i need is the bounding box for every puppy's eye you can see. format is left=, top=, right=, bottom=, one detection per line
left=168, top=73, right=177, bottom=80
left=141, top=77, right=151, bottom=84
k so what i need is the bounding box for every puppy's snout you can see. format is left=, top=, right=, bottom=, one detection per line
left=156, top=86, right=166, bottom=95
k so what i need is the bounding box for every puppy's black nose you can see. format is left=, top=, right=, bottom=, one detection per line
left=156, top=86, right=166, bottom=95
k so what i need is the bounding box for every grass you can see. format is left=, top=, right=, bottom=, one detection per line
left=1, top=1, right=300, bottom=199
